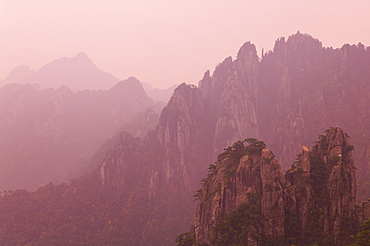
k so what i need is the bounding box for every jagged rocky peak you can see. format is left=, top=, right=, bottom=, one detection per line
left=198, top=56, right=233, bottom=104
left=199, top=41, right=259, bottom=103
left=190, top=127, right=358, bottom=246
left=168, top=83, right=199, bottom=103
left=284, top=127, right=357, bottom=245
left=159, top=83, right=204, bottom=133
left=236, top=41, right=258, bottom=64
left=157, top=83, right=206, bottom=186
left=158, top=83, right=202, bottom=130
left=197, top=39, right=261, bottom=160
left=193, top=138, right=285, bottom=245
left=286, top=31, right=322, bottom=47
left=198, top=70, right=211, bottom=92
left=232, top=41, right=259, bottom=98
left=273, top=31, right=322, bottom=53
left=272, top=31, right=323, bottom=70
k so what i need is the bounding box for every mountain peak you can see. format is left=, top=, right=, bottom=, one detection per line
left=273, top=32, right=322, bottom=54
left=73, top=52, right=91, bottom=62
left=12, top=53, right=121, bottom=91
left=110, top=77, right=149, bottom=99
left=237, top=41, right=257, bottom=61
left=4, top=65, right=35, bottom=83
left=287, top=31, right=321, bottom=45
left=75, top=51, right=88, bottom=58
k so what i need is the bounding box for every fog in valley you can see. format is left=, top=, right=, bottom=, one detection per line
left=1, top=1, right=370, bottom=245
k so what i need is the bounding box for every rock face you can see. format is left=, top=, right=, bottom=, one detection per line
left=193, top=127, right=358, bottom=245
left=157, top=84, right=213, bottom=193
left=194, top=139, right=285, bottom=245
left=197, top=32, right=370, bottom=201
left=95, top=84, right=216, bottom=244
left=1, top=33, right=369, bottom=245
left=285, top=127, right=358, bottom=245
left=95, top=33, right=370, bottom=244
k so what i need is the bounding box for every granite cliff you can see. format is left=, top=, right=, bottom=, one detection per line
left=196, top=33, right=370, bottom=203
left=190, top=127, right=358, bottom=245
left=81, top=33, right=370, bottom=243
left=0, top=33, right=369, bottom=245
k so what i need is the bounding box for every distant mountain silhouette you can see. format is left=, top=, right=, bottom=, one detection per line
left=4, top=52, right=120, bottom=91
left=142, top=82, right=178, bottom=102
left=3, top=65, right=35, bottom=84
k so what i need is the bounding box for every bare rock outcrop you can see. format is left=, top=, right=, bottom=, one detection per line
left=194, top=139, right=284, bottom=245
left=193, top=127, right=358, bottom=246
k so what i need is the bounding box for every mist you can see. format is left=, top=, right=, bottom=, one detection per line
left=1, top=1, right=370, bottom=245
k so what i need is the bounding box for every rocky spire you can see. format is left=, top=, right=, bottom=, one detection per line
left=285, top=127, right=357, bottom=245
left=192, top=127, right=358, bottom=246
left=194, top=139, right=286, bottom=245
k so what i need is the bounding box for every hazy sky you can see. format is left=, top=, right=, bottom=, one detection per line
left=1, top=0, right=369, bottom=88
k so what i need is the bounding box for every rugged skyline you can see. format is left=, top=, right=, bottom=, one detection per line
left=0, top=33, right=369, bottom=245
left=1, top=0, right=370, bottom=88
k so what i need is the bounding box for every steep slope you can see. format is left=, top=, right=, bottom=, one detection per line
left=4, top=52, right=120, bottom=91
left=0, top=84, right=214, bottom=245
left=197, top=32, right=370, bottom=200
left=0, top=77, right=155, bottom=191
left=199, top=43, right=260, bottom=155
left=0, top=33, right=369, bottom=245
left=191, top=127, right=358, bottom=246
left=0, top=127, right=360, bottom=246
left=257, top=34, right=370, bottom=182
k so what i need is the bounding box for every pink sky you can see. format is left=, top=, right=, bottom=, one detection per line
left=1, top=0, right=370, bottom=89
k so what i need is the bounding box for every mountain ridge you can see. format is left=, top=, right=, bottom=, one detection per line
left=0, top=33, right=369, bottom=245
left=3, top=52, right=120, bottom=91
left=0, top=77, right=158, bottom=191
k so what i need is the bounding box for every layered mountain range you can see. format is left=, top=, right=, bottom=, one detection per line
left=0, top=51, right=178, bottom=191
left=0, top=77, right=159, bottom=191
left=198, top=32, right=370, bottom=200
left=94, top=32, right=370, bottom=244
left=0, top=32, right=369, bottom=245
left=2, top=52, right=177, bottom=102
left=3, top=52, right=120, bottom=91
